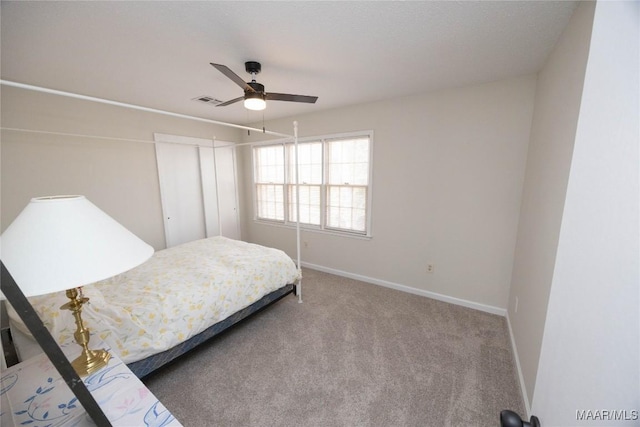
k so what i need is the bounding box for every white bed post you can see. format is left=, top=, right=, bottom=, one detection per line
left=211, top=136, right=223, bottom=238
left=294, top=121, right=302, bottom=303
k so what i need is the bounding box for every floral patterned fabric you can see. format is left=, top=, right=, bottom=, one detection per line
left=9, top=237, right=298, bottom=364
left=1, top=342, right=182, bottom=426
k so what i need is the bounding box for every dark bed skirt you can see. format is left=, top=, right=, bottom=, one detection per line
left=127, top=283, right=295, bottom=378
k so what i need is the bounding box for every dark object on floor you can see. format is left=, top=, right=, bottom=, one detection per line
left=1, top=327, right=19, bottom=367
left=501, top=409, right=541, bottom=427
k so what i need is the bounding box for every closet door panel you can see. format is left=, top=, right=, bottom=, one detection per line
left=214, top=143, right=240, bottom=240
left=199, top=146, right=221, bottom=238
left=155, top=142, right=206, bottom=248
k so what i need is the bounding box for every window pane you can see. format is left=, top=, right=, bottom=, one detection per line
left=311, top=164, right=322, bottom=183
left=352, top=208, right=366, bottom=232
left=288, top=142, right=322, bottom=185
left=326, top=136, right=370, bottom=233
left=354, top=163, right=369, bottom=185
left=326, top=185, right=367, bottom=233
left=327, top=137, right=369, bottom=185
left=339, top=207, right=351, bottom=228
left=256, top=184, right=284, bottom=221
left=354, top=139, right=369, bottom=162
left=288, top=185, right=321, bottom=225
left=339, top=186, right=351, bottom=205
left=353, top=187, right=367, bottom=210
left=341, top=164, right=353, bottom=184
left=254, top=145, right=284, bottom=183
left=329, top=164, right=341, bottom=184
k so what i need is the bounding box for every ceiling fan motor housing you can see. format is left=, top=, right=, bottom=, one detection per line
left=245, top=61, right=261, bottom=75
left=247, top=81, right=265, bottom=94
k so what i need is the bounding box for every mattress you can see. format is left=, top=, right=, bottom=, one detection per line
left=8, top=236, right=299, bottom=364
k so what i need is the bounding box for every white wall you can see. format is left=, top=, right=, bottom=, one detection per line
left=1, top=86, right=242, bottom=249
left=531, top=1, right=639, bottom=425
left=507, top=0, right=595, bottom=407
left=240, top=76, right=536, bottom=311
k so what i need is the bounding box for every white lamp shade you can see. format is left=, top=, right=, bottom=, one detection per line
left=1, top=195, right=154, bottom=297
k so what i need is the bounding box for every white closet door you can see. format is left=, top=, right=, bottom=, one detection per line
left=199, top=146, right=221, bottom=238
left=214, top=142, right=240, bottom=240
left=154, top=134, right=239, bottom=248
left=155, top=142, right=207, bottom=248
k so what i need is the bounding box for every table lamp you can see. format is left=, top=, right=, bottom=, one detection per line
left=1, top=195, right=154, bottom=376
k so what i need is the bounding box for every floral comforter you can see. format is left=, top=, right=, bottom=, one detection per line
left=9, top=236, right=298, bottom=363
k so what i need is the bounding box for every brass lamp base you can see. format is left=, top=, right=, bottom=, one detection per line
left=61, top=287, right=112, bottom=377
left=71, top=348, right=111, bottom=377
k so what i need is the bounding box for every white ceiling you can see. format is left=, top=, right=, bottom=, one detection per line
left=1, top=1, right=578, bottom=125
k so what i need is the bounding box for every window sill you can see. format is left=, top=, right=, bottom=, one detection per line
left=252, top=219, right=373, bottom=240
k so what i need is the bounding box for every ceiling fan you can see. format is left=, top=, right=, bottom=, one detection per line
left=210, top=61, right=318, bottom=111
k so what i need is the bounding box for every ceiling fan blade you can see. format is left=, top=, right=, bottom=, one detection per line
left=210, top=63, right=254, bottom=92
left=265, top=93, right=318, bottom=104
left=216, top=96, right=244, bottom=107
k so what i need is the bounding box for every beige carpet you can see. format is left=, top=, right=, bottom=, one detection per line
left=143, top=268, right=525, bottom=426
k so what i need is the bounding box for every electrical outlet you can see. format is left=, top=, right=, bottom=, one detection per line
left=427, top=264, right=434, bottom=273
left=515, top=296, right=519, bottom=313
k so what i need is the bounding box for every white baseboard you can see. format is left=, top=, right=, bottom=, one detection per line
left=300, top=261, right=507, bottom=316
left=506, top=312, right=531, bottom=417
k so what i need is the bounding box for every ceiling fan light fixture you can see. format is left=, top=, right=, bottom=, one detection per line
left=244, top=92, right=266, bottom=111
left=210, top=62, right=317, bottom=110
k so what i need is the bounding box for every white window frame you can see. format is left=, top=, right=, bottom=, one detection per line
left=252, top=130, right=374, bottom=238
left=285, top=141, right=323, bottom=228
left=253, top=144, right=286, bottom=223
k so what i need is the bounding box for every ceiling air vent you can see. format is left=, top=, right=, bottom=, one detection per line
left=192, top=95, right=223, bottom=106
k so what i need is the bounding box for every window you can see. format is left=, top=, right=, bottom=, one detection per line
left=253, top=132, right=372, bottom=236
left=254, top=144, right=285, bottom=221
left=287, top=142, right=322, bottom=226
left=326, top=137, right=369, bottom=233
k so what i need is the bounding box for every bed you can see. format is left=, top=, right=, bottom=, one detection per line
left=7, top=236, right=299, bottom=378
